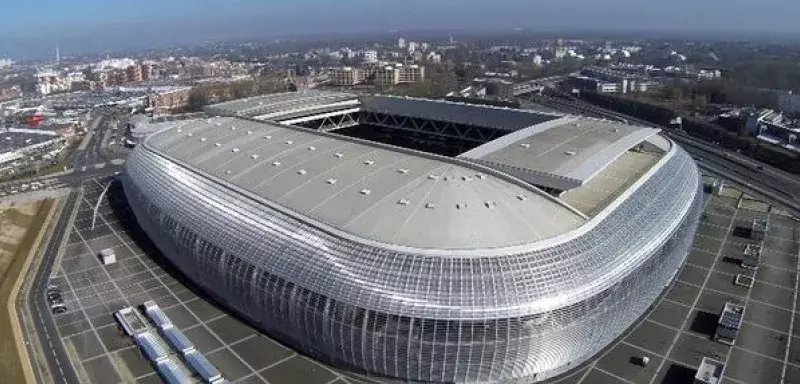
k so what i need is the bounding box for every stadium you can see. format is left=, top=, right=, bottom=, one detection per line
left=122, top=91, right=703, bottom=383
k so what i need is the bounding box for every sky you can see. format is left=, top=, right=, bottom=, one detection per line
left=1, top=0, right=800, bottom=59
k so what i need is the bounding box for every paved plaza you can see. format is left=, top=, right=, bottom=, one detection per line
left=45, top=176, right=800, bottom=383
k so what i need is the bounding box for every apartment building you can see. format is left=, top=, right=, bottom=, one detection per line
left=330, top=67, right=362, bottom=86
left=330, top=65, right=425, bottom=87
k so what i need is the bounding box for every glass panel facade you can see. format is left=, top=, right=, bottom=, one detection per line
left=122, top=141, right=702, bottom=383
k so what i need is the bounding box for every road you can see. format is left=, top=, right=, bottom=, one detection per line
left=0, top=111, right=127, bottom=199
left=17, top=109, right=127, bottom=384
left=25, top=191, right=81, bottom=384
left=11, top=93, right=800, bottom=383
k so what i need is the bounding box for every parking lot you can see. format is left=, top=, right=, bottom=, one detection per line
left=553, top=182, right=800, bottom=384
left=45, top=176, right=799, bottom=384
left=48, top=177, right=378, bottom=384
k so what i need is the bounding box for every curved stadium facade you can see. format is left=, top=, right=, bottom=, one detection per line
left=122, top=92, right=703, bottom=383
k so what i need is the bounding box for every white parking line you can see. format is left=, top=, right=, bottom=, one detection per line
left=781, top=226, right=800, bottom=383
left=647, top=202, right=738, bottom=384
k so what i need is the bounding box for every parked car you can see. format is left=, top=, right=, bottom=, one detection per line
left=47, top=291, right=62, bottom=301
left=51, top=303, right=67, bottom=314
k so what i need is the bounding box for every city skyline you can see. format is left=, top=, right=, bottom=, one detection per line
left=2, top=4, right=800, bottom=381
left=3, top=0, right=800, bottom=60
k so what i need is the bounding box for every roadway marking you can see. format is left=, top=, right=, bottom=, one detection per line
left=781, top=228, right=800, bottom=383
left=30, top=193, right=80, bottom=384
left=593, top=366, right=637, bottom=384
left=647, top=201, right=738, bottom=384
left=85, top=178, right=273, bottom=384
left=578, top=196, right=717, bottom=384
left=719, top=211, right=762, bottom=377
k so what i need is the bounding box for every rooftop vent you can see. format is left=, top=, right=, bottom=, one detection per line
left=476, top=174, right=486, bottom=179
left=232, top=148, right=240, bottom=153
left=397, top=199, right=410, bottom=206
left=334, top=152, right=344, bottom=158
left=297, top=169, right=307, bottom=175
left=359, top=188, right=371, bottom=195
left=519, top=143, right=531, bottom=148
left=215, top=122, right=221, bottom=126
left=285, top=140, right=293, bottom=145
left=225, top=170, right=232, bottom=174
left=425, top=202, right=436, bottom=209
left=516, top=195, right=527, bottom=201
left=363, top=160, right=375, bottom=165
left=326, top=178, right=337, bottom=185
left=263, top=135, right=272, bottom=139
left=456, top=203, right=467, bottom=210
left=308, top=146, right=316, bottom=151
left=250, top=154, right=259, bottom=159
left=462, top=176, right=472, bottom=181
left=565, top=151, right=576, bottom=156
left=214, top=143, right=221, bottom=147
left=272, top=161, right=281, bottom=167
left=485, top=201, right=497, bottom=208
left=428, top=175, right=439, bottom=180
left=187, top=133, right=194, bottom=137
left=176, top=128, right=182, bottom=133
left=200, top=137, right=207, bottom=142
left=397, top=168, right=410, bottom=174
left=247, top=130, right=253, bottom=135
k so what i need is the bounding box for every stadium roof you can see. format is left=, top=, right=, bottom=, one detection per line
left=360, top=95, right=561, bottom=131
left=206, top=92, right=562, bottom=133
left=145, top=117, right=587, bottom=250
left=459, top=117, right=661, bottom=191
left=204, top=91, right=359, bottom=119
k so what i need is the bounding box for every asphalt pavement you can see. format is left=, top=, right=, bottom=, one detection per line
left=14, top=99, right=800, bottom=384
left=25, top=191, right=81, bottom=384
left=0, top=111, right=127, bottom=200
left=18, top=110, right=125, bottom=384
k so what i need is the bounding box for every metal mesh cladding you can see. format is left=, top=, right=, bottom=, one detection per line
left=121, top=141, right=702, bottom=383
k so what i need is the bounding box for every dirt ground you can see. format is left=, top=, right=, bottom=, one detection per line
left=0, top=200, right=54, bottom=384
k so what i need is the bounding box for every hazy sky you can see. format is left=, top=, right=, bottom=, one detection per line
left=2, top=0, right=799, bottom=59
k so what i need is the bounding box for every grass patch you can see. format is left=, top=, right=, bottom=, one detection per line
left=0, top=200, right=55, bottom=384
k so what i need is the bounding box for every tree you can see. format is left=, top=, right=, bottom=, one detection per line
left=187, top=90, right=209, bottom=112
left=661, top=84, right=684, bottom=101
left=691, top=93, right=708, bottom=111
left=230, top=81, right=253, bottom=99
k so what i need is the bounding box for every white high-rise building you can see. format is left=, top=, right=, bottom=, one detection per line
left=407, top=42, right=418, bottom=53
left=532, top=55, right=543, bottom=66
left=363, top=50, right=378, bottom=63
left=397, top=38, right=406, bottom=49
